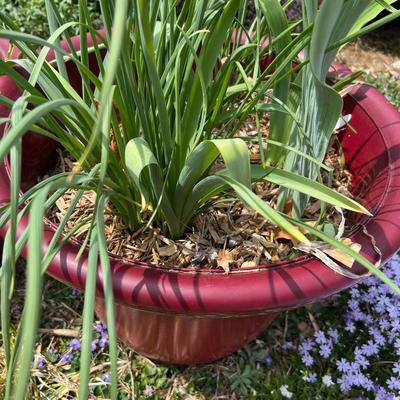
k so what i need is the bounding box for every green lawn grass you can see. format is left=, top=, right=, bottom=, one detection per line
left=366, top=72, right=400, bottom=110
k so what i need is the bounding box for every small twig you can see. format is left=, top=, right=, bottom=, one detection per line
left=214, top=366, right=221, bottom=399
left=370, top=361, right=395, bottom=366
left=38, top=328, right=80, bottom=338
left=165, top=373, right=178, bottom=400
left=307, top=310, right=320, bottom=333
left=60, top=302, right=82, bottom=318
left=283, top=311, right=289, bottom=342
left=89, top=364, right=106, bottom=374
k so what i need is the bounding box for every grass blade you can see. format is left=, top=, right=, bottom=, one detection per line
left=78, top=229, right=99, bottom=400
left=96, top=194, right=118, bottom=399
left=11, top=188, right=48, bottom=400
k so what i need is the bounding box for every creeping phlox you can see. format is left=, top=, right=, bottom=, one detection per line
left=282, top=255, right=400, bottom=398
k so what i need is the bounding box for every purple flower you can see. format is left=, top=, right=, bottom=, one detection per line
left=103, top=373, right=111, bottom=384
left=327, top=328, right=339, bottom=344
left=314, top=330, right=326, bottom=344
left=96, top=322, right=108, bottom=334
left=348, top=299, right=359, bottom=310
left=391, top=318, right=400, bottom=332
left=70, top=338, right=81, bottom=351
left=370, top=325, right=386, bottom=343
left=265, top=257, right=400, bottom=399
left=37, top=356, right=45, bottom=370
left=32, top=356, right=45, bottom=370
left=96, top=323, right=104, bottom=334
left=379, top=318, right=390, bottom=331
left=363, top=314, right=373, bottom=325
left=387, top=376, right=400, bottom=391
left=99, top=337, right=109, bottom=349
left=60, top=352, right=73, bottom=365
left=299, top=338, right=315, bottom=367
left=374, top=331, right=386, bottom=346
left=263, top=355, right=273, bottom=367
left=337, top=376, right=351, bottom=392
left=345, top=320, right=356, bottom=334
left=360, top=340, right=379, bottom=357
left=319, top=343, right=332, bottom=358
left=301, top=352, right=314, bottom=367
left=351, top=310, right=366, bottom=322
left=375, top=386, right=392, bottom=400
left=349, top=288, right=360, bottom=298
left=100, top=330, right=109, bottom=340
left=343, top=372, right=360, bottom=389
left=392, top=362, right=400, bottom=375
left=71, top=288, right=80, bottom=296
left=354, top=349, right=369, bottom=369
left=299, top=338, right=314, bottom=352
left=388, top=305, right=399, bottom=320
left=337, top=358, right=351, bottom=373
left=363, top=377, right=374, bottom=391
left=91, top=339, right=99, bottom=352
left=306, top=372, right=317, bottom=383
left=281, top=341, right=295, bottom=350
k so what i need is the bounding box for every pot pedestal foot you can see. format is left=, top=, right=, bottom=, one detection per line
left=95, top=299, right=276, bottom=365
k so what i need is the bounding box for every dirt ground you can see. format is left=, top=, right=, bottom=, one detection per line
left=338, top=26, right=400, bottom=77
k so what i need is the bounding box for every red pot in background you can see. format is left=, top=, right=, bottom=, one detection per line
left=0, top=37, right=399, bottom=365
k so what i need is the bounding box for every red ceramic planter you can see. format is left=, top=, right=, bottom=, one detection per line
left=0, top=37, right=400, bottom=365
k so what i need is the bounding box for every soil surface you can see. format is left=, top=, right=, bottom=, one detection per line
left=50, top=134, right=350, bottom=272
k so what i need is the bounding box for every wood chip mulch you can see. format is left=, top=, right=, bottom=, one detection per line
left=48, top=112, right=352, bottom=272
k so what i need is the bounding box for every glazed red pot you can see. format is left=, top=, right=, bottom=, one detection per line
left=0, top=37, right=400, bottom=365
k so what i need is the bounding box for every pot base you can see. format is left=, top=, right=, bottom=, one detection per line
left=95, top=299, right=275, bottom=365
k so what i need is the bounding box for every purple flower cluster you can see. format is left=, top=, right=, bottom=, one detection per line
left=58, top=322, right=109, bottom=366
left=92, top=322, right=109, bottom=352
left=70, top=338, right=81, bottom=351
left=32, top=356, right=46, bottom=370
left=60, top=352, right=73, bottom=365
left=283, top=255, right=400, bottom=397
left=59, top=338, right=81, bottom=365
left=299, top=338, right=315, bottom=366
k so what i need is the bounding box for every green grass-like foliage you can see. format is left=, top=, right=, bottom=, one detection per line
left=0, top=0, right=399, bottom=398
